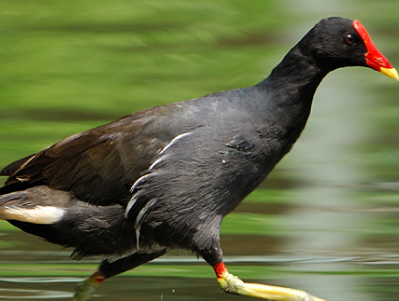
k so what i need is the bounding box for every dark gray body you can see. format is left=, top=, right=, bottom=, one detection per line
left=0, top=17, right=369, bottom=270
left=2, top=80, right=316, bottom=261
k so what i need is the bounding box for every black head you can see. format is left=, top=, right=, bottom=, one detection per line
left=298, top=17, right=397, bottom=79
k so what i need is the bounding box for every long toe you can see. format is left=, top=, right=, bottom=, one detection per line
left=219, top=271, right=326, bottom=301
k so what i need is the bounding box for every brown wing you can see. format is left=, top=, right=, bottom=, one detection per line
left=1, top=110, right=170, bottom=206
left=0, top=154, right=35, bottom=176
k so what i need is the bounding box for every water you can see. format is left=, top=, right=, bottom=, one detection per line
left=1, top=1, right=399, bottom=300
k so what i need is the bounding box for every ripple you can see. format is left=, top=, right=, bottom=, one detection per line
left=0, top=288, right=73, bottom=299
left=0, top=277, right=82, bottom=283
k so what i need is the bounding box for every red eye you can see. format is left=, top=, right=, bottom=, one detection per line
left=346, top=34, right=355, bottom=45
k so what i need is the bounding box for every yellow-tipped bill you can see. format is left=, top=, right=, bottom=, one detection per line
left=380, top=67, right=399, bottom=81
left=353, top=20, right=398, bottom=81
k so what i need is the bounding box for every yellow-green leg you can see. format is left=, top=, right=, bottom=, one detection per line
left=72, top=271, right=105, bottom=301
left=214, top=262, right=326, bottom=301
left=70, top=250, right=167, bottom=300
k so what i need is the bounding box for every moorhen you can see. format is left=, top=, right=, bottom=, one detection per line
left=0, top=17, right=397, bottom=301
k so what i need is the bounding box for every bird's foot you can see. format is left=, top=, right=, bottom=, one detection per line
left=215, top=263, right=325, bottom=301
left=71, top=271, right=105, bottom=301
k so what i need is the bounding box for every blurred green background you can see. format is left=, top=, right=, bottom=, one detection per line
left=1, top=0, right=399, bottom=300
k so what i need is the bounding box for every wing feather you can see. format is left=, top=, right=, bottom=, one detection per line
left=1, top=110, right=170, bottom=206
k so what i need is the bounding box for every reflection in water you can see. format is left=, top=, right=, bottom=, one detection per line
left=0, top=288, right=73, bottom=300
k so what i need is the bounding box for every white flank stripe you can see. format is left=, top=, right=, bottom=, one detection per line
left=148, top=155, right=169, bottom=171
left=159, top=132, right=191, bottom=155
left=125, top=189, right=145, bottom=218
left=130, top=174, right=153, bottom=193
left=2, top=206, right=65, bottom=224
left=135, top=198, right=158, bottom=249
left=125, top=132, right=191, bottom=221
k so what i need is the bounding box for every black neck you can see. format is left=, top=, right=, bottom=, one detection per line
left=255, top=46, right=330, bottom=143
left=262, top=47, right=328, bottom=105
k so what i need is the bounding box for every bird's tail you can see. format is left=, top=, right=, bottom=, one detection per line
left=0, top=187, right=67, bottom=224
left=0, top=185, right=134, bottom=259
